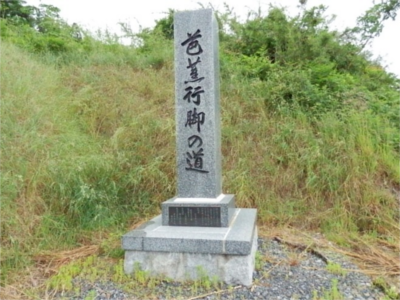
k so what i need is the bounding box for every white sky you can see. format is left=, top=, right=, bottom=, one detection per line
left=26, top=0, right=400, bottom=77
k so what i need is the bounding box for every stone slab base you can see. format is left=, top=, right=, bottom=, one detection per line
left=122, top=209, right=257, bottom=255
left=124, top=227, right=257, bottom=286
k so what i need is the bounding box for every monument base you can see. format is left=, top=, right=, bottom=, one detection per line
left=122, top=209, right=257, bottom=286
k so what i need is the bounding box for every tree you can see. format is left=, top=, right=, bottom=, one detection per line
left=349, top=0, right=400, bottom=50
left=34, top=4, right=61, bottom=33
left=154, top=9, right=174, bottom=39
left=0, top=0, right=37, bottom=26
left=1, top=0, right=61, bottom=32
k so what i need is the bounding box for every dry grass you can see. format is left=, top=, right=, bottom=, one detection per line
left=260, top=226, right=400, bottom=292
left=33, top=245, right=100, bottom=275
left=1, top=245, right=100, bottom=300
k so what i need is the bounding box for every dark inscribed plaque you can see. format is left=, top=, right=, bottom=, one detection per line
left=169, top=207, right=221, bottom=227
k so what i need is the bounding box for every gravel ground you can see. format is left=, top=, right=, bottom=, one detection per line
left=55, top=238, right=386, bottom=300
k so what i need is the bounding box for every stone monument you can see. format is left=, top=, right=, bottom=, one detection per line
left=122, top=9, right=258, bottom=286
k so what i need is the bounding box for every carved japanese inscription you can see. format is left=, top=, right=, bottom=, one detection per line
left=168, top=206, right=221, bottom=227
left=174, top=9, right=222, bottom=198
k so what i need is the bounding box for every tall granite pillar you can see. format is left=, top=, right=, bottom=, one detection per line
left=174, top=9, right=221, bottom=199
left=122, top=9, right=257, bottom=286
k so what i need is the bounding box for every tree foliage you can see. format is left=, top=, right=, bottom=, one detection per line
left=1, top=0, right=61, bottom=29
left=153, top=9, right=174, bottom=39
left=213, top=4, right=399, bottom=130
left=0, top=0, right=36, bottom=25
left=350, top=0, right=400, bottom=49
left=1, top=0, right=85, bottom=54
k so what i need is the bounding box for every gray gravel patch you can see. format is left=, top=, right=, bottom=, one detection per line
left=54, top=238, right=385, bottom=300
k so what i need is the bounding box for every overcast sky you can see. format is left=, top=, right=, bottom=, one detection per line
left=26, top=0, right=400, bottom=77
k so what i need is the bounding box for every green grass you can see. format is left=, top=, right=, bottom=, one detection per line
left=220, top=75, right=398, bottom=235
left=312, top=279, right=344, bottom=300
left=325, top=262, right=347, bottom=276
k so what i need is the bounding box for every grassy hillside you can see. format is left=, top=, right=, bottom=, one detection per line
left=1, top=3, right=399, bottom=298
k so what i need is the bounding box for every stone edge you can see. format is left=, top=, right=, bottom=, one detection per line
left=122, top=208, right=257, bottom=255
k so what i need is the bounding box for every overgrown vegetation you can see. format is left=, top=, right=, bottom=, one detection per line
left=1, top=0, right=399, bottom=298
